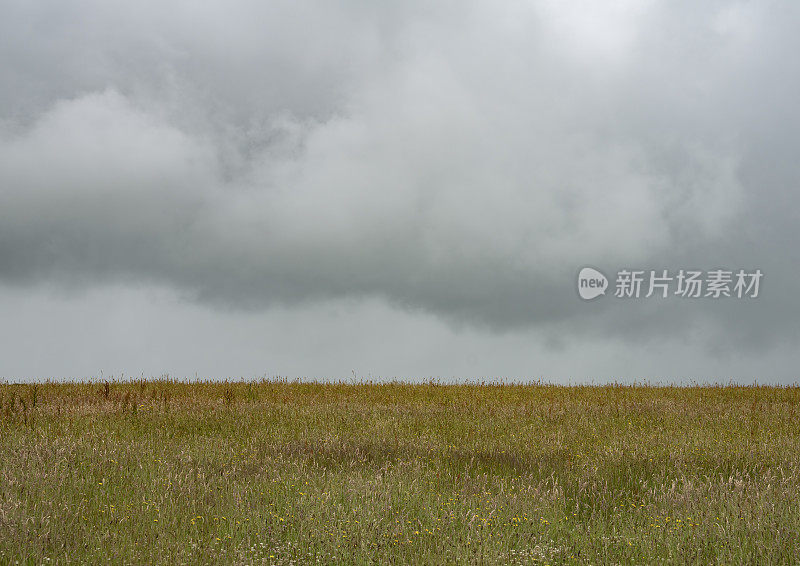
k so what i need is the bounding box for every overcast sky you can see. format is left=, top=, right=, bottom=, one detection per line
left=1, top=0, right=799, bottom=383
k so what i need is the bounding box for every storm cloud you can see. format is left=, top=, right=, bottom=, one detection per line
left=1, top=0, right=799, bottom=380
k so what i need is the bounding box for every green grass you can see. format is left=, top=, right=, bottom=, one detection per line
left=1, top=380, right=799, bottom=564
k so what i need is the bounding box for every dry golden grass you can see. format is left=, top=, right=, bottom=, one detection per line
left=1, top=379, right=799, bottom=564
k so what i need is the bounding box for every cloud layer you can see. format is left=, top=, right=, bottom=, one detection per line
left=1, top=0, right=799, bottom=373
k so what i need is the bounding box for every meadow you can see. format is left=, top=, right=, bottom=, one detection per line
left=1, top=379, right=799, bottom=565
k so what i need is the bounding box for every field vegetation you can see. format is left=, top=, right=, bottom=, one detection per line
left=1, top=379, right=799, bottom=564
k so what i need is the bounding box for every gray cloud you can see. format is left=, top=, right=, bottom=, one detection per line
left=1, top=0, right=799, bottom=378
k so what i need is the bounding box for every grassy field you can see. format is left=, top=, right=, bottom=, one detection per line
left=1, top=380, right=799, bottom=565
